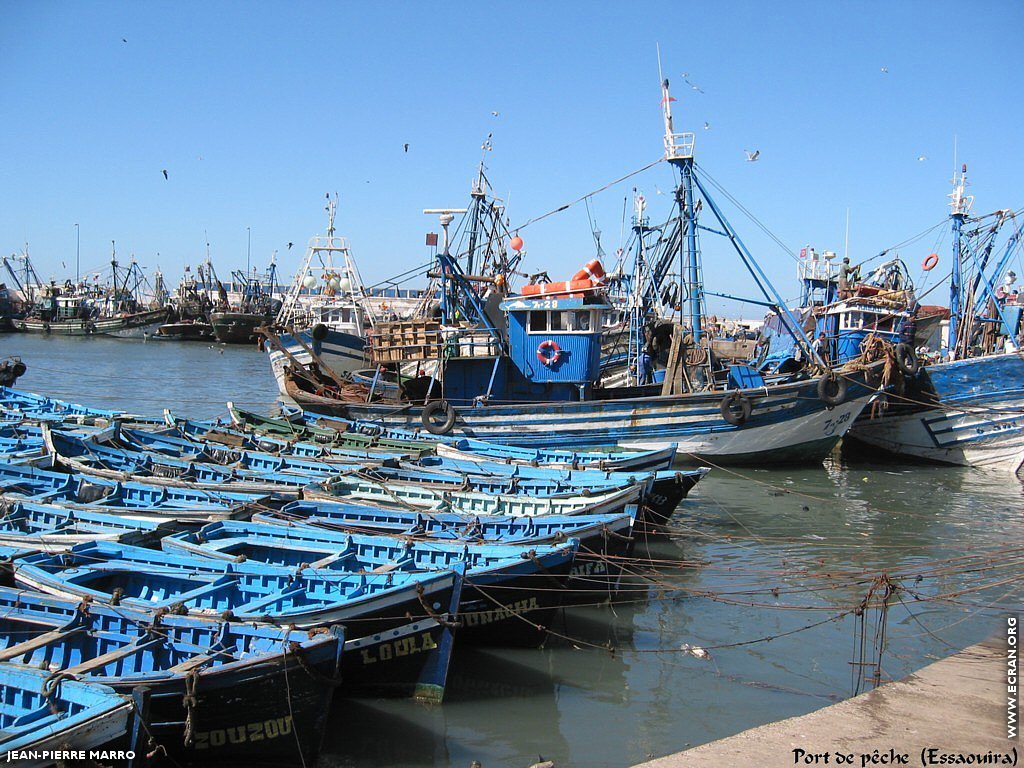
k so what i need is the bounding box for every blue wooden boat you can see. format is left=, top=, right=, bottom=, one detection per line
left=15, top=540, right=463, bottom=632
left=306, top=471, right=642, bottom=519
left=432, top=435, right=677, bottom=471
left=0, top=386, right=127, bottom=423
left=161, top=519, right=580, bottom=645
left=255, top=502, right=637, bottom=597
left=256, top=502, right=633, bottom=544
left=0, top=500, right=173, bottom=551
left=0, top=664, right=133, bottom=765
left=392, top=457, right=708, bottom=525
left=162, top=413, right=424, bottom=462
left=0, top=462, right=269, bottom=521
left=0, top=586, right=344, bottom=763
left=42, top=426, right=310, bottom=495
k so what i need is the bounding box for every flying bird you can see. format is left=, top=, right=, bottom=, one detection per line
left=162, top=169, right=168, bottom=179
left=703, top=121, right=710, bottom=130
left=880, top=66, right=889, bottom=73
left=287, top=242, right=293, bottom=249
left=403, top=143, right=409, bottom=153
left=917, top=155, right=927, bottom=162
left=121, top=38, right=127, bottom=43
left=490, top=111, right=500, bottom=117
left=744, top=150, right=760, bottom=162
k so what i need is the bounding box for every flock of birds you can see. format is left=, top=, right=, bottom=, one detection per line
left=152, top=63, right=924, bottom=182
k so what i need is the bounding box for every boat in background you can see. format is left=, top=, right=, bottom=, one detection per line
left=268, top=194, right=370, bottom=396
left=315, top=79, right=894, bottom=465
left=209, top=257, right=281, bottom=344
left=155, top=260, right=217, bottom=340
left=846, top=165, right=1024, bottom=471
left=12, top=247, right=167, bottom=338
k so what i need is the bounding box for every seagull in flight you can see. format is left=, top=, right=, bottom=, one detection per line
left=917, top=155, right=927, bottom=162
left=880, top=66, right=889, bottom=73
left=491, top=111, right=500, bottom=117
left=287, top=242, right=294, bottom=250
left=121, top=38, right=127, bottom=43
left=403, top=143, right=409, bottom=153
left=744, top=150, right=760, bottom=162
left=703, top=121, right=710, bottom=130
left=162, top=169, right=168, bottom=179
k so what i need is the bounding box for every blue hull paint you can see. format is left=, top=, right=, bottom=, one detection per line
left=847, top=352, right=1024, bottom=469
left=339, top=371, right=880, bottom=465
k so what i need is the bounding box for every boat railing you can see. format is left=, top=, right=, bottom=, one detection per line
left=664, top=131, right=695, bottom=160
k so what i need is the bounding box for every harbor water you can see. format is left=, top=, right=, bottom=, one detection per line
left=5, top=334, right=1022, bottom=767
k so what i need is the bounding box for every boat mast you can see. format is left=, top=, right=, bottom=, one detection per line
left=948, top=163, right=972, bottom=356
left=660, top=77, right=703, bottom=343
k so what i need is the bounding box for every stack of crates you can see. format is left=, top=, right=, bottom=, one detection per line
left=369, top=321, right=443, bottom=363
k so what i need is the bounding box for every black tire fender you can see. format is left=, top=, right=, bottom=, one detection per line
left=421, top=400, right=457, bottom=435
left=311, top=323, right=329, bottom=342
left=720, top=392, right=752, bottom=426
left=817, top=372, right=848, bottom=406
left=894, top=343, right=919, bottom=376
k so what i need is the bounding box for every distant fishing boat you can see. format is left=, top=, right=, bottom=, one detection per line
left=209, top=257, right=281, bottom=344
left=156, top=261, right=217, bottom=340
left=268, top=194, right=370, bottom=396
left=12, top=249, right=167, bottom=337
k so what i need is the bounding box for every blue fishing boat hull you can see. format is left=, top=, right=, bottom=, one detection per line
left=0, top=665, right=133, bottom=765
left=338, top=371, right=880, bottom=465
left=0, top=586, right=346, bottom=764
left=846, top=352, right=1024, bottom=470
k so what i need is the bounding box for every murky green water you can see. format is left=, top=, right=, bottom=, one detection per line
left=5, top=334, right=1022, bottom=767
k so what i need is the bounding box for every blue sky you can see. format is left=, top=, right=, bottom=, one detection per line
left=2, top=1, right=1022, bottom=316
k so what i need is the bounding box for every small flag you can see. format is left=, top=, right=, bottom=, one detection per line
left=661, top=96, right=678, bottom=104
left=800, top=248, right=807, bottom=258
left=425, top=233, right=439, bottom=247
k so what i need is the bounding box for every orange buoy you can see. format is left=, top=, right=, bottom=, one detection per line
left=510, top=236, right=524, bottom=251
left=922, top=253, right=939, bottom=271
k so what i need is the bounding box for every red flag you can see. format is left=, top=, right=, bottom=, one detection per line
left=799, top=248, right=807, bottom=258
left=661, top=96, right=678, bottom=104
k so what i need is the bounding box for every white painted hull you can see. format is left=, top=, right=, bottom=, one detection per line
left=847, top=353, right=1024, bottom=472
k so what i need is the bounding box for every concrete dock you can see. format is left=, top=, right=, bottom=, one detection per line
left=634, top=635, right=1015, bottom=768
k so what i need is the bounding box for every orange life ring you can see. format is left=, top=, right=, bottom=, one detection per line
left=537, top=339, right=562, bottom=366
left=922, top=253, right=939, bottom=271
left=572, top=259, right=607, bottom=285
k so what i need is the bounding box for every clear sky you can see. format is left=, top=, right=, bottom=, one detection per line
left=2, top=1, right=1022, bottom=316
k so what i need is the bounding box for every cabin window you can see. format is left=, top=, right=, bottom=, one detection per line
left=527, top=310, right=597, bottom=334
